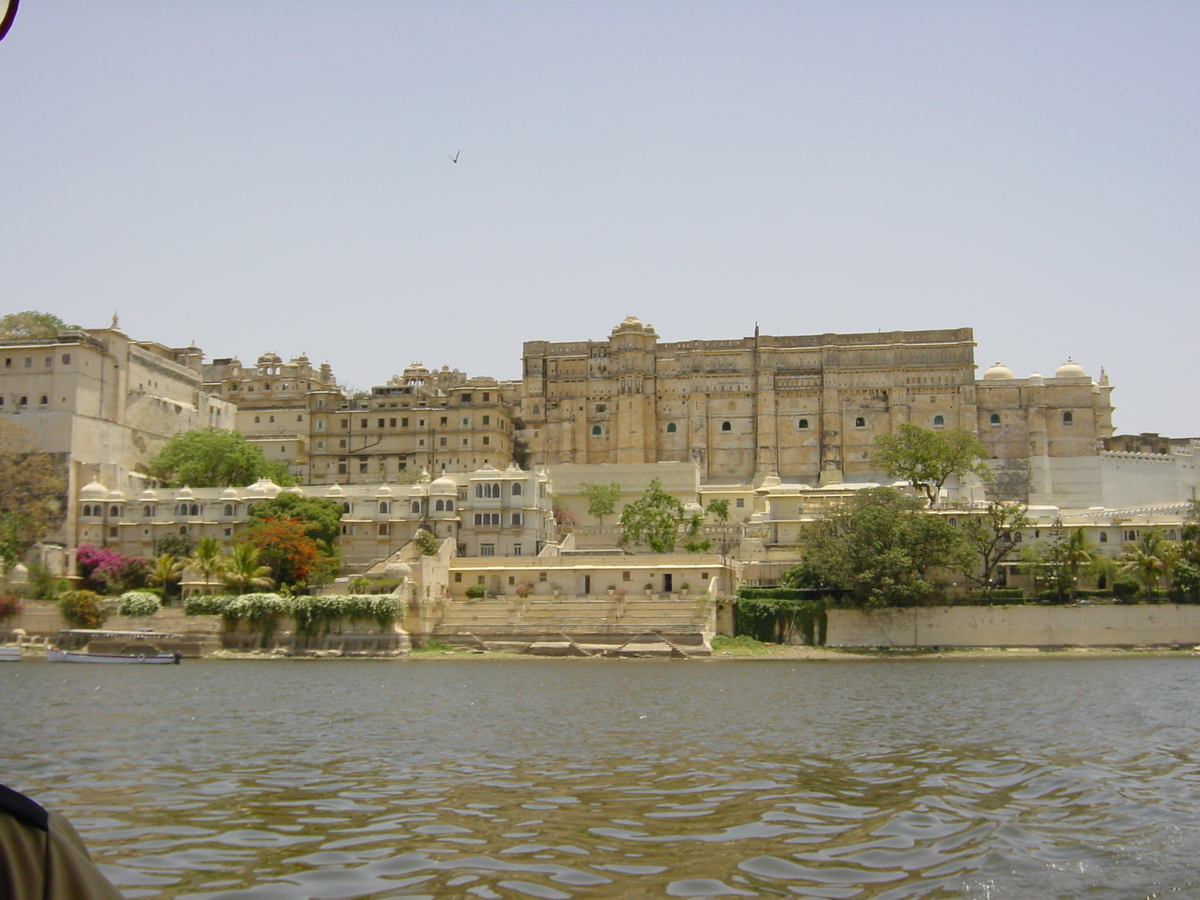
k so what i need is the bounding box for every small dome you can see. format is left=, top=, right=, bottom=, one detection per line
left=403, top=362, right=429, bottom=377
left=417, top=468, right=431, bottom=484
left=384, top=561, right=412, bottom=581
left=175, top=486, right=195, bottom=500
left=107, top=489, right=126, bottom=502
left=220, top=486, right=240, bottom=500
left=1028, top=372, right=1045, bottom=385
left=324, top=484, right=345, bottom=498
left=983, top=361, right=1015, bottom=381
left=137, top=489, right=158, bottom=502
left=80, top=480, right=108, bottom=500
left=1055, top=358, right=1087, bottom=379
left=256, top=351, right=283, bottom=366
left=374, top=485, right=394, bottom=499
left=285, top=485, right=304, bottom=495
left=245, top=479, right=280, bottom=499
left=430, top=475, right=457, bottom=494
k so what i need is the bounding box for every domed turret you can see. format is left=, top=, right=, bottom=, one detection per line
left=80, top=480, right=108, bottom=501
left=983, top=361, right=1015, bottom=381
left=430, top=474, right=457, bottom=494
left=1054, top=358, right=1088, bottom=379
left=1028, top=372, right=1045, bottom=386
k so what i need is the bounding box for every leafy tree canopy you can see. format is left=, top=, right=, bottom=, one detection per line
left=246, top=493, right=342, bottom=552
left=620, top=478, right=684, bottom=553
left=581, top=482, right=621, bottom=525
left=0, top=418, right=66, bottom=570
left=800, top=487, right=970, bottom=609
left=0, top=311, right=79, bottom=339
left=960, top=501, right=1031, bottom=591
left=237, top=519, right=327, bottom=588
left=873, top=424, right=991, bottom=504
left=144, top=427, right=296, bottom=488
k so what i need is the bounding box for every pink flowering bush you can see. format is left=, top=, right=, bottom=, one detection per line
left=76, top=544, right=151, bottom=595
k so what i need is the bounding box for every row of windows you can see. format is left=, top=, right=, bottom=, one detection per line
left=4, top=354, right=69, bottom=368
left=473, top=512, right=523, bottom=526
left=0, top=395, right=49, bottom=408
left=476, top=482, right=521, bottom=498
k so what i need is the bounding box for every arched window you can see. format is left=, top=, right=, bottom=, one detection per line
left=190, top=504, right=200, bottom=516
left=143, top=505, right=152, bottom=517
left=721, top=421, right=731, bottom=431
left=592, top=425, right=602, bottom=436
left=492, top=483, right=500, bottom=497
left=990, top=413, right=1000, bottom=425
left=855, top=417, right=866, bottom=428
left=109, top=505, right=120, bottom=517
left=179, top=526, right=188, bottom=535
left=435, top=499, right=445, bottom=512
left=1099, top=532, right=1108, bottom=543
left=446, top=500, right=454, bottom=511
left=18, top=396, right=27, bottom=406
left=476, top=484, right=483, bottom=498
left=342, top=502, right=351, bottom=514
left=1062, top=411, right=1074, bottom=425
left=1169, top=530, right=1178, bottom=541
left=411, top=501, right=421, bottom=514
left=224, top=503, right=234, bottom=516
left=81, top=505, right=91, bottom=517
left=379, top=501, right=390, bottom=514
left=511, top=483, right=522, bottom=496
left=797, top=419, right=809, bottom=430
left=39, top=395, right=48, bottom=406
left=666, top=422, right=677, bottom=434
left=933, top=415, right=944, bottom=428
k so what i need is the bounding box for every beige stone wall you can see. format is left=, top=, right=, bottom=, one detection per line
left=827, top=604, right=1200, bottom=648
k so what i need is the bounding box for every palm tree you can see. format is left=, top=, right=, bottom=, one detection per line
left=149, top=553, right=184, bottom=601
left=1119, top=527, right=1174, bottom=601
left=221, top=543, right=274, bottom=594
left=187, top=537, right=226, bottom=594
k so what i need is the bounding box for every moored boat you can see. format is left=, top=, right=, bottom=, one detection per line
left=47, top=647, right=182, bottom=664
left=0, top=646, right=21, bottom=662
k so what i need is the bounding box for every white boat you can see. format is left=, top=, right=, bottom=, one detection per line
left=0, top=646, right=21, bottom=662
left=47, top=647, right=181, bottom=664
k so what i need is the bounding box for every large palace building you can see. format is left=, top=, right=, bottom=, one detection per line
left=519, top=316, right=1116, bottom=496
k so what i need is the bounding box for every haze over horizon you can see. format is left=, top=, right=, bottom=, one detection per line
left=2, top=2, right=1196, bottom=436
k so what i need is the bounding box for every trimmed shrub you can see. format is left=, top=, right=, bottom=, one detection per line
left=465, top=582, right=487, bottom=599
left=226, top=593, right=287, bottom=646
left=118, top=591, right=161, bottom=617
left=57, top=590, right=108, bottom=629
left=1113, top=576, right=1140, bottom=602
left=184, top=594, right=237, bottom=616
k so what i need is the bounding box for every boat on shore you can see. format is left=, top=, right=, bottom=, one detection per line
left=47, top=647, right=182, bottom=664
left=0, top=646, right=21, bottom=662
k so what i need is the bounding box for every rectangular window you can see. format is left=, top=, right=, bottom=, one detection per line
left=736, top=498, right=744, bottom=508
left=419, top=419, right=426, bottom=427
left=45, top=356, right=51, bottom=366
left=339, top=439, right=347, bottom=448
left=224, top=527, right=233, bottom=537
left=461, top=393, right=472, bottom=403
left=440, top=437, right=447, bottom=446
left=480, top=544, right=495, bottom=556
left=390, top=418, right=396, bottom=427
left=24, top=357, right=31, bottom=367
left=483, top=437, right=490, bottom=445
left=622, top=571, right=631, bottom=581
left=418, top=439, right=425, bottom=447
left=462, top=417, right=471, bottom=427
left=378, top=419, right=385, bottom=428
left=513, top=544, right=521, bottom=555
left=361, top=419, right=368, bottom=428
left=539, top=572, right=547, bottom=582
left=482, top=415, right=490, bottom=425
left=511, top=512, right=523, bottom=526
left=378, top=523, right=390, bottom=536
left=401, top=417, right=409, bottom=427
left=440, top=417, right=448, bottom=426
left=359, top=462, right=369, bottom=473
left=508, top=576, right=515, bottom=585
left=483, top=393, right=490, bottom=402
left=316, top=440, right=325, bottom=449
left=341, top=419, right=349, bottom=428
left=338, top=463, right=348, bottom=474
left=454, top=573, right=462, bottom=583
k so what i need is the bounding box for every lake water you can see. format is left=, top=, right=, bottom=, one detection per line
left=4, top=655, right=1200, bottom=899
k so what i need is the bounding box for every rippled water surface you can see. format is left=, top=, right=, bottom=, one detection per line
left=5, top=656, right=1200, bottom=899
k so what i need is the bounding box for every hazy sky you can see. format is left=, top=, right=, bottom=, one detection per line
left=2, top=2, right=1196, bottom=435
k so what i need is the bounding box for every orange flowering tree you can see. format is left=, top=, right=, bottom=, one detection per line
left=235, top=518, right=328, bottom=590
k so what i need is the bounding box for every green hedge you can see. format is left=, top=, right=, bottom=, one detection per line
left=184, top=593, right=405, bottom=640
left=734, top=588, right=827, bottom=645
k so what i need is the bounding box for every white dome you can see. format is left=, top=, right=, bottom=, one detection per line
left=175, top=486, right=195, bottom=500
left=220, top=486, right=241, bottom=500
left=1028, top=372, right=1045, bottom=385
left=80, top=480, right=108, bottom=500
left=983, top=361, right=1015, bottom=380
left=324, top=483, right=345, bottom=498
left=1055, top=358, right=1088, bottom=379
left=430, top=475, right=457, bottom=494
left=374, top=485, right=394, bottom=498
left=384, top=561, right=412, bottom=580
left=137, top=489, right=159, bottom=502
left=106, top=489, right=126, bottom=502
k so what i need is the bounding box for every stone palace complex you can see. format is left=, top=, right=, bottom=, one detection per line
left=2, top=315, right=1197, bottom=594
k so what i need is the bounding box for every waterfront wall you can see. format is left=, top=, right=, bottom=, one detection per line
left=827, top=604, right=1200, bottom=649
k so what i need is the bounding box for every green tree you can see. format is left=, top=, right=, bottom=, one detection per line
left=1119, top=527, right=1174, bottom=601
left=149, top=553, right=184, bottom=600
left=0, top=419, right=66, bottom=573
left=581, top=482, right=621, bottom=525
left=413, top=529, right=440, bottom=556
left=1026, top=521, right=1099, bottom=602
left=246, top=493, right=342, bottom=552
left=220, top=543, right=274, bottom=594
left=873, top=424, right=991, bottom=505
left=707, top=498, right=730, bottom=522
left=620, top=478, right=685, bottom=553
left=801, top=487, right=970, bottom=609
left=0, top=311, right=79, bottom=338
left=186, top=536, right=226, bottom=594
left=144, top=428, right=296, bottom=488
left=960, top=501, right=1031, bottom=592
left=1171, top=501, right=1200, bottom=601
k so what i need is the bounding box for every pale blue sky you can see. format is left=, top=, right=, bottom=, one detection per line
left=2, top=2, right=1196, bottom=434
